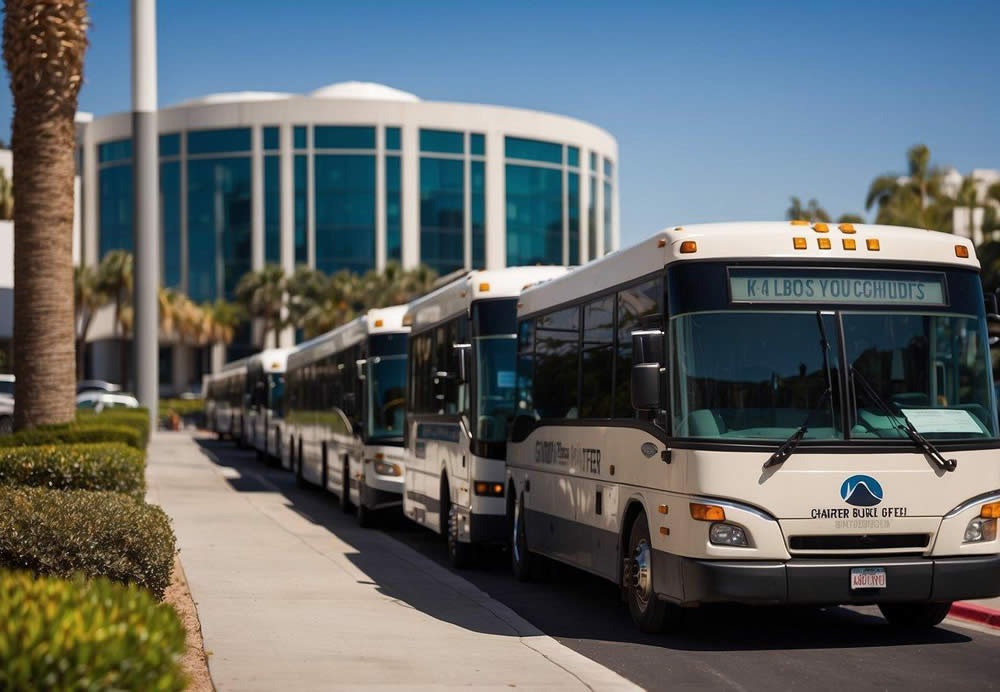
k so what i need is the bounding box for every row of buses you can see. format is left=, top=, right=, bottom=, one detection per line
left=205, top=222, right=1000, bottom=632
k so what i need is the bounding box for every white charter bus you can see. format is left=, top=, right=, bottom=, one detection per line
left=507, top=221, right=1000, bottom=632
left=403, top=267, right=567, bottom=566
left=205, top=359, right=248, bottom=442
left=245, top=348, right=293, bottom=464
left=285, top=306, right=409, bottom=525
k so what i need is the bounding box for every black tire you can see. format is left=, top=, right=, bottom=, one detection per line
left=625, top=514, right=673, bottom=633
left=340, top=457, right=352, bottom=513
left=357, top=477, right=374, bottom=528
left=441, top=477, right=473, bottom=569
left=295, top=438, right=307, bottom=488
left=511, top=487, right=537, bottom=582
left=0, top=415, right=12, bottom=435
left=321, top=443, right=329, bottom=492
left=879, top=602, right=952, bottom=629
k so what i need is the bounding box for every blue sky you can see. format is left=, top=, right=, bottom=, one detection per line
left=1, top=0, right=997, bottom=246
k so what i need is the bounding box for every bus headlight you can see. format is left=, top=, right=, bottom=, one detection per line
left=964, top=517, right=997, bottom=543
left=372, top=460, right=402, bottom=476
left=709, top=523, right=749, bottom=547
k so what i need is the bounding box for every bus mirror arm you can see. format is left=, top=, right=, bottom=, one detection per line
left=987, top=314, right=1000, bottom=347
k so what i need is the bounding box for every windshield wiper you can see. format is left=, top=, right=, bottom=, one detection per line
left=850, top=366, right=957, bottom=473
left=764, top=312, right=836, bottom=470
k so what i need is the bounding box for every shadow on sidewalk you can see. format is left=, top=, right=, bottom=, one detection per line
left=192, top=435, right=973, bottom=654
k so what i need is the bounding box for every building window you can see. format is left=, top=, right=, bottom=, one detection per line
left=470, top=133, right=485, bottom=156
left=263, top=126, right=279, bottom=151
left=588, top=175, right=598, bottom=261
left=160, top=160, right=181, bottom=288
left=98, top=138, right=132, bottom=164
left=314, top=126, right=375, bottom=150
left=159, top=133, right=180, bottom=158
left=293, top=126, right=307, bottom=150
left=603, top=180, right=613, bottom=257
left=420, top=129, right=464, bottom=154
left=187, top=128, right=251, bottom=155
left=590, top=151, right=597, bottom=172
left=98, top=163, right=132, bottom=256
left=505, top=136, right=561, bottom=165
left=471, top=160, right=485, bottom=268
left=505, top=164, right=562, bottom=266
left=293, top=154, right=308, bottom=265
left=419, top=157, right=464, bottom=275
left=264, top=155, right=280, bottom=264
left=314, top=154, right=376, bottom=275
left=567, top=146, right=579, bottom=168
left=385, top=127, right=401, bottom=151
left=186, top=158, right=251, bottom=302
left=386, top=155, right=402, bottom=263
left=568, top=172, right=579, bottom=264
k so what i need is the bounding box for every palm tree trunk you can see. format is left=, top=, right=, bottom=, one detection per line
left=4, top=0, right=89, bottom=428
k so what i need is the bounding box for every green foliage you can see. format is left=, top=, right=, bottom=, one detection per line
left=0, top=443, right=145, bottom=499
left=83, top=407, right=151, bottom=447
left=0, top=570, right=187, bottom=691
left=159, top=398, right=204, bottom=418
left=0, top=486, right=175, bottom=599
left=0, top=423, right=142, bottom=450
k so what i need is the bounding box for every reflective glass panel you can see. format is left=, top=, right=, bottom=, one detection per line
left=581, top=295, right=614, bottom=418
left=505, top=136, right=561, bottom=164
left=160, top=160, right=181, bottom=288
left=616, top=278, right=663, bottom=416
left=264, top=154, right=280, bottom=264
left=505, top=164, right=562, bottom=266
left=294, top=154, right=308, bottom=264
left=314, top=126, right=375, bottom=150
left=603, top=181, right=613, bottom=254
left=314, top=154, right=376, bottom=275
left=604, top=158, right=614, bottom=177
left=567, top=146, right=579, bottom=167
left=568, top=172, right=579, bottom=264
left=187, top=128, right=251, bottom=155
left=588, top=176, right=598, bottom=260
left=263, top=127, right=279, bottom=151
left=159, top=134, right=180, bottom=158
left=419, top=157, right=464, bottom=275
left=385, top=127, right=401, bottom=151
left=534, top=306, right=579, bottom=419
left=386, top=155, right=401, bottom=262
left=99, top=139, right=132, bottom=164
left=475, top=335, right=518, bottom=442
left=590, top=152, right=598, bottom=171
left=420, top=129, right=463, bottom=154
left=470, top=133, right=485, bottom=156
left=368, top=354, right=407, bottom=440
left=471, top=160, right=485, bottom=269
left=99, top=164, right=133, bottom=256
left=293, top=126, right=307, bottom=150
left=186, top=157, right=251, bottom=302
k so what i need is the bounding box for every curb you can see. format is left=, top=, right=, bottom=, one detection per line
left=949, top=602, right=1000, bottom=628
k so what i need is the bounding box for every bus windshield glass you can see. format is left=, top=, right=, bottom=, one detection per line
left=367, top=355, right=407, bottom=441
left=268, top=373, right=285, bottom=414
left=475, top=336, right=517, bottom=442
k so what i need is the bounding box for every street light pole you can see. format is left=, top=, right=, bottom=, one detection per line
left=132, top=0, right=159, bottom=428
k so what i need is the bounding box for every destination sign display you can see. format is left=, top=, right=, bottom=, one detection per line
left=728, top=268, right=947, bottom=306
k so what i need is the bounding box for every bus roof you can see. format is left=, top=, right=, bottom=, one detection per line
left=287, top=304, right=409, bottom=370
left=518, top=221, right=979, bottom=316
left=406, top=266, right=568, bottom=331
left=247, top=347, right=295, bottom=374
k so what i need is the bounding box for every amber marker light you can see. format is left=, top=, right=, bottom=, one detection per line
left=790, top=220, right=809, bottom=226
left=839, top=223, right=856, bottom=233
left=679, top=241, right=698, bottom=254
left=981, top=501, right=1000, bottom=519
left=478, top=282, right=490, bottom=292
left=374, top=319, right=384, bottom=327
left=843, top=238, right=856, bottom=250
left=659, top=527, right=670, bottom=536
left=657, top=238, right=667, bottom=248
left=657, top=505, right=669, bottom=515
left=813, top=222, right=829, bottom=233
left=690, top=503, right=726, bottom=521
left=866, top=238, right=880, bottom=251
left=793, top=237, right=807, bottom=250
left=817, top=237, right=832, bottom=250
left=955, top=245, right=970, bottom=258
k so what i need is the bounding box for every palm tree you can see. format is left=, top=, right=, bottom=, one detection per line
left=96, top=250, right=133, bottom=388
left=865, top=144, right=951, bottom=231
left=235, top=264, right=286, bottom=347
left=362, top=262, right=438, bottom=308
left=4, top=0, right=89, bottom=428
left=786, top=196, right=831, bottom=223
left=286, top=265, right=329, bottom=337
left=0, top=168, right=13, bottom=220
left=73, top=265, right=107, bottom=379
left=836, top=213, right=865, bottom=225
left=203, top=299, right=244, bottom=347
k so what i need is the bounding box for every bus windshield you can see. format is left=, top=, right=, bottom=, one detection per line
left=367, top=355, right=407, bottom=441
left=474, top=336, right=517, bottom=442
left=671, top=310, right=998, bottom=441
left=268, top=373, right=285, bottom=415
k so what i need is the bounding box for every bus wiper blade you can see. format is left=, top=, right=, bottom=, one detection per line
left=764, top=388, right=830, bottom=470
left=849, top=367, right=957, bottom=473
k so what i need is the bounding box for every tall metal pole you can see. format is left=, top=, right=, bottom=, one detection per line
left=132, top=0, right=159, bottom=428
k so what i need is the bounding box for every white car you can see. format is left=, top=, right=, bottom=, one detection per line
left=76, top=391, right=139, bottom=413
left=0, top=374, right=13, bottom=400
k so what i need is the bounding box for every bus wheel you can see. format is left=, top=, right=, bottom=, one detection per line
left=340, top=458, right=352, bottom=513
left=625, top=515, right=671, bottom=633
left=357, top=478, right=374, bottom=528
left=879, top=602, right=951, bottom=629
left=295, top=439, right=307, bottom=488
left=511, top=489, right=536, bottom=582
left=442, top=477, right=472, bottom=569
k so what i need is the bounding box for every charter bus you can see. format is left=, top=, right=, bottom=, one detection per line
left=506, top=221, right=1000, bottom=632
left=245, top=348, right=293, bottom=465
left=204, top=359, right=248, bottom=442
left=285, top=306, right=409, bottom=525
left=403, top=267, right=567, bottom=566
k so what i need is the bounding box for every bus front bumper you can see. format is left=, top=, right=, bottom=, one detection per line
left=653, top=552, right=1000, bottom=606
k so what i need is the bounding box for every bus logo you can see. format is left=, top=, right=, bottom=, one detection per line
left=840, top=475, right=883, bottom=507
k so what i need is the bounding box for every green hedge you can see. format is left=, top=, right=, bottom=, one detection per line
left=0, top=486, right=175, bottom=599
left=160, top=398, right=204, bottom=418
left=0, top=443, right=145, bottom=499
left=0, top=423, right=143, bottom=450
left=0, top=570, right=187, bottom=691
left=84, top=408, right=151, bottom=447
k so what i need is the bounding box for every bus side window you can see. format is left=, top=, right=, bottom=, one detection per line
left=616, top=278, right=664, bottom=419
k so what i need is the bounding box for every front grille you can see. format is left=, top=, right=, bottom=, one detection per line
left=789, top=534, right=930, bottom=551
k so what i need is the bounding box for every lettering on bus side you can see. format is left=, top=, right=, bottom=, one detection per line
left=534, top=441, right=601, bottom=475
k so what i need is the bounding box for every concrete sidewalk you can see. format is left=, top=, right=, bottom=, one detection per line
left=146, top=431, right=638, bottom=691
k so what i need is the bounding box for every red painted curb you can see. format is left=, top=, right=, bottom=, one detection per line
left=948, top=602, right=1000, bottom=628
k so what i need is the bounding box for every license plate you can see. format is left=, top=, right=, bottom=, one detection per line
left=850, top=567, right=887, bottom=590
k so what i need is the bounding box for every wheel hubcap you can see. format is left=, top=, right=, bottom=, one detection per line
left=512, top=499, right=523, bottom=564
left=631, top=539, right=653, bottom=610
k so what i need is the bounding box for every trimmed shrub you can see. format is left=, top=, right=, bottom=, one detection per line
left=85, top=408, right=151, bottom=447
left=0, top=423, right=143, bottom=450
left=0, top=486, right=175, bottom=599
left=160, top=398, right=204, bottom=418
left=0, top=570, right=187, bottom=691
left=0, top=443, right=145, bottom=499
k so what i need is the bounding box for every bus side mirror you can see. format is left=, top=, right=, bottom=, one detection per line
left=986, top=294, right=1000, bottom=347
left=631, top=330, right=665, bottom=412
left=453, top=343, right=471, bottom=383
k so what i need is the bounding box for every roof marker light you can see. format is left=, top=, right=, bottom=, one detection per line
left=843, top=238, right=856, bottom=250
left=955, top=245, right=970, bottom=258
left=657, top=238, right=667, bottom=248
left=374, top=319, right=384, bottom=327
left=814, top=222, right=829, bottom=233
left=793, top=237, right=807, bottom=250
left=790, top=220, right=809, bottom=226
left=478, top=282, right=490, bottom=292
left=679, top=241, right=698, bottom=254
left=674, top=226, right=684, bottom=231
left=839, top=223, right=856, bottom=233
left=402, top=315, right=413, bottom=326
left=817, top=237, right=831, bottom=250
left=866, top=238, right=880, bottom=251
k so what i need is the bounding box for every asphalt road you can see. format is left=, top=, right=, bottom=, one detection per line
left=198, top=437, right=1000, bottom=691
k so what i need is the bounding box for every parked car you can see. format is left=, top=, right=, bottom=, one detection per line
left=76, top=380, right=121, bottom=395
left=76, top=391, right=139, bottom=413
left=0, top=374, right=13, bottom=399
left=0, top=396, right=12, bottom=434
